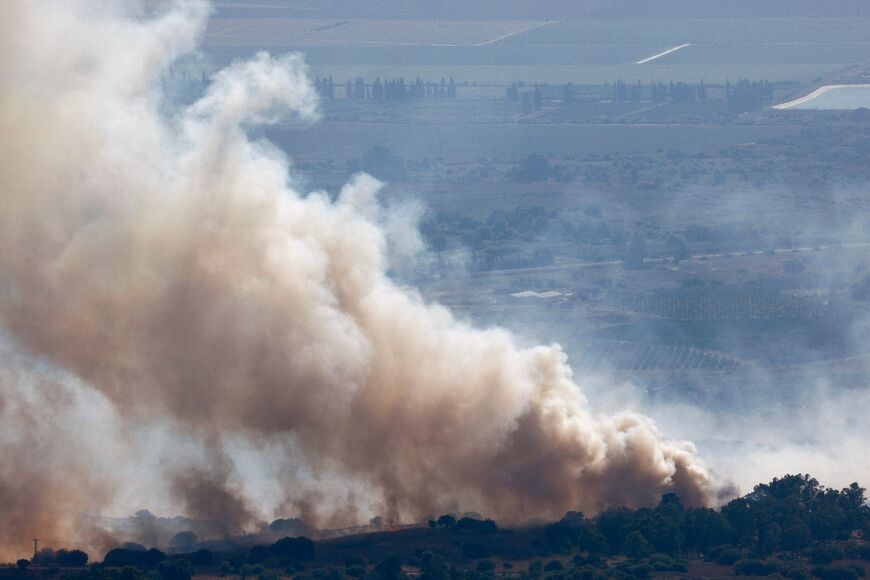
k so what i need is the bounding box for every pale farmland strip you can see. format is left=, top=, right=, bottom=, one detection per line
left=636, top=43, right=691, bottom=64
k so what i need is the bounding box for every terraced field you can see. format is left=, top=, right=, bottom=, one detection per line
left=609, top=290, right=834, bottom=320
left=578, top=340, right=742, bottom=370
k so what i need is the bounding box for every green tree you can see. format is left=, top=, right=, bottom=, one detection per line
left=624, top=531, right=653, bottom=560
left=436, top=514, right=456, bottom=528
left=219, top=561, right=235, bottom=577
left=511, top=154, right=551, bottom=183
left=420, top=552, right=449, bottom=580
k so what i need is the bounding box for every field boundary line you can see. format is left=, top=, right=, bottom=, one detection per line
left=636, top=43, right=691, bottom=64
left=473, top=20, right=557, bottom=47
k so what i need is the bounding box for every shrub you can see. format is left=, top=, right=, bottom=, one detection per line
left=711, top=546, right=742, bottom=565
left=476, top=560, right=495, bottom=573
left=189, top=549, right=213, bottom=566
left=455, top=518, right=497, bottom=535
left=374, top=556, right=402, bottom=580
left=734, top=558, right=781, bottom=576
left=270, top=537, right=316, bottom=560
left=620, top=563, right=653, bottom=578
left=623, top=531, right=652, bottom=560
left=461, top=543, right=490, bottom=559
left=571, top=566, right=607, bottom=580
left=811, top=549, right=835, bottom=565
left=249, top=546, right=270, bottom=564
left=544, top=560, right=563, bottom=571
left=157, top=558, right=193, bottom=580
left=812, top=564, right=860, bottom=580
left=782, top=562, right=810, bottom=580
left=103, top=548, right=166, bottom=569
left=34, top=548, right=89, bottom=567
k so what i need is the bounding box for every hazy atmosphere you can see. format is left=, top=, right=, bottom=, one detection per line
left=0, top=2, right=869, bottom=579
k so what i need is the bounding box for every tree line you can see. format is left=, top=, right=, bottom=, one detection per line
left=7, top=474, right=869, bottom=580
left=314, top=77, right=457, bottom=100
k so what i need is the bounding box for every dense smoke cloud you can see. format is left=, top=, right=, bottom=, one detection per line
left=0, top=0, right=720, bottom=558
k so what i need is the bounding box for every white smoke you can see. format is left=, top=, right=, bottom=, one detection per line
left=0, top=0, right=721, bottom=559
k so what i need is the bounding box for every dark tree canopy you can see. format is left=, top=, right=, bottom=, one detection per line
left=269, top=536, right=316, bottom=560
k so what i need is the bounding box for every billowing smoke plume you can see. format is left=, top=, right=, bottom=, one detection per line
left=0, top=0, right=719, bottom=558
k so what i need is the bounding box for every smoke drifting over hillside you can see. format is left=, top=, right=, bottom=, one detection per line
left=0, top=0, right=720, bottom=558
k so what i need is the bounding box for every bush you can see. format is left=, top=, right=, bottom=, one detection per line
left=782, top=562, right=810, bottom=580
left=620, top=563, right=653, bottom=578
left=544, top=560, right=563, bottom=571
left=249, top=546, right=269, bottom=564
left=455, top=518, right=497, bottom=535
left=528, top=561, right=543, bottom=573
left=270, top=537, right=316, bottom=560
left=374, top=556, right=402, bottom=580
left=623, top=531, right=652, bottom=560
left=812, top=564, right=861, bottom=580
left=710, top=545, right=742, bottom=565
left=811, top=549, right=835, bottom=565
left=734, top=558, right=781, bottom=576
left=436, top=515, right=456, bottom=528
left=157, top=558, right=193, bottom=580
left=103, top=548, right=166, bottom=569
left=571, top=566, right=607, bottom=580
left=476, top=560, right=495, bottom=573
left=189, top=549, right=212, bottom=566
left=106, top=565, right=149, bottom=580
left=511, top=154, right=552, bottom=183
left=784, top=258, right=807, bottom=273
left=34, top=548, right=89, bottom=567
left=461, top=542, right=490, bottom=559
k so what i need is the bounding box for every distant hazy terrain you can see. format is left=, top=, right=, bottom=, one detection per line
left=187, top=0, right=870, bottom=493
left=211, top=0, right=870, bottom=20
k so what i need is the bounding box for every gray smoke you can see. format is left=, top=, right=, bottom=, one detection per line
left=0, top=0, right=721, bottom=559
